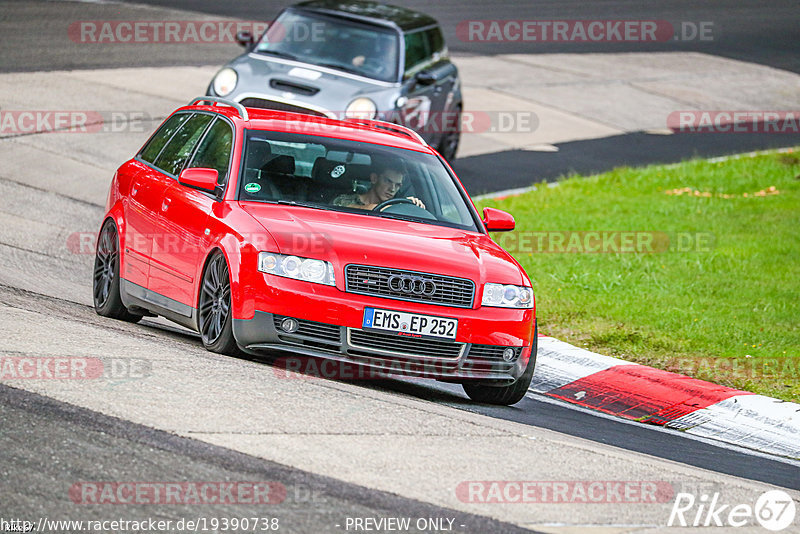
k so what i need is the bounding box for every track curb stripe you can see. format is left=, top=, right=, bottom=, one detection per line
left=530, top=336, right=800, bottom=460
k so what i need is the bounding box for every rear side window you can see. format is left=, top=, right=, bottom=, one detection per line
left=404, top=30, right=429, bottom=73
left=187, top=118, right=234, bottom=185
left=140, top=113, right=189, bottom=164
left=425, top=26, right=445, bottom=56
left=154, top=113, right=213, bottom=176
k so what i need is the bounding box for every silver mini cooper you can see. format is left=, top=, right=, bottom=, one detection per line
left=207, top=0, right=463, bottom=160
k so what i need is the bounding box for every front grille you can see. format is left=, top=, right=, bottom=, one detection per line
left=349, top=329, right=464, bottom=360
left=273, top=315, right=341, bottom=350
left=239, top=98, right=328, bottom=117
left=345, top=265, right=475, bottom=308
left=462, top=345, right=522, bottom=373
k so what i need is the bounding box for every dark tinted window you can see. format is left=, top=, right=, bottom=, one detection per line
left=404, top=30, right=429, bottom=73
left=154, top=113, right=213, bottom=176
left=187, top=118, right=234, bottom=185
left=140, top=113, right=189, bottom=164
left=238, top=129, right=478, bottom=232
left=426, top=27, right=445, bottom=55
left=254, top=10, right=400, bottom=82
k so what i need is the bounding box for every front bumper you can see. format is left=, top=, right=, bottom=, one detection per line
left=233, top=311, right=532, bottom=384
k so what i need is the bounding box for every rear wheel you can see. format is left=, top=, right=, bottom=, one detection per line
left=462, top=322, right=537, bottom=405
left=92, top=220, right=142, bottom=323
left=198, top=251, right=241, bottom=356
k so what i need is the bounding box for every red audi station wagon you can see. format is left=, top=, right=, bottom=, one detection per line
left=93, top=97, right=536, bottom=405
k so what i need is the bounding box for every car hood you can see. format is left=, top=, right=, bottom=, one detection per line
left=240, top=203, right=528, bottom=288
left=228, top=53, right=397, bottom=114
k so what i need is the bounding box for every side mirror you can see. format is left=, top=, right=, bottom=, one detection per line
left=483, top=207, right=515, bottom=232
left=236, top=31, right=254, bottom=48
left=415, top=70, right=438, bottom=86
left=179, top=168, right=219, bottom=193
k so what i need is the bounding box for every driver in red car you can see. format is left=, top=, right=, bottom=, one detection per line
left=333, top=162, right=425, bottom=210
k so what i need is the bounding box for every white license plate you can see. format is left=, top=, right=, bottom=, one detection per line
left=362, top=308, right=458, bottom=340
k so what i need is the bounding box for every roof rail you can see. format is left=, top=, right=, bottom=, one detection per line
left=189, top=96, right=249, bottom=121
left=345, top=118, right=426, bottom=145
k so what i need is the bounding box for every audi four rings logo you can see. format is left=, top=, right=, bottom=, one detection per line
left=387, top=275, right=437, bottom=296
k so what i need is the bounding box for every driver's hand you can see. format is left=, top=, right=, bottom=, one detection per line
left=407, top=196, right=426, bottom=209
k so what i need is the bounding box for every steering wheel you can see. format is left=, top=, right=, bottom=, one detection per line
left=362, top=58, right=388, bottom=77
left=373, top=198, right=416, bottom=212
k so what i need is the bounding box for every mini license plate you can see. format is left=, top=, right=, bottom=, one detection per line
left=362, top=308, right=458, bottom=340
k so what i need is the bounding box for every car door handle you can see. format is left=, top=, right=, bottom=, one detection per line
left=132, top=185, right=139, bottom=196
left=161, top=198, right=171, bottom=212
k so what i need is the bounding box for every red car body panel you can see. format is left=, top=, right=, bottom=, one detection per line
left=102, top=102, right=536, bottom=384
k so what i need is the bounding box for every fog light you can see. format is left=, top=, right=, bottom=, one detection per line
left=502, top=347, right=516, bottom=362
left=280, top=317, right=299, bottom=333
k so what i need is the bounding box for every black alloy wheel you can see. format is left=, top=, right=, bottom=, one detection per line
left=92, top=220, right=142, bottom=322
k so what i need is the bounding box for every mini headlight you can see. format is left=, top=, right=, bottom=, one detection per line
left=258, top=252, right=335, bottom=286
left=212, top=68, right=238, bottom=97
left=345, top=97, right=377, bottom=120
left=481, top=283, right=534, bottom=309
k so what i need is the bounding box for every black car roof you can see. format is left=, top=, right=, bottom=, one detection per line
left=293, top=0, right=438, bottom=32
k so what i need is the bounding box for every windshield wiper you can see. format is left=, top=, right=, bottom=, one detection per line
left=275, top=200, right=327, bottom=211
left=371, top=211, right=426, bottom=223
left=316, top=62, right=362, bottom=75
left=256, top=49, right=298, bottom=61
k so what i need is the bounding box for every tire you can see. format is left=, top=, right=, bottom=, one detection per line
left=437, top=105, right=461, bottom=162
left=93, top=220, right=142, bottom=323
left=462, top=322, right=538, bottom=406
left=198, top=251, right=241, bottom=356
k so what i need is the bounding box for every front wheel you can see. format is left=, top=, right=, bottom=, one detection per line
left=198, top=251, right=241, bottom=356
left=462, top=322, right=537, bottom=405
left=92, top=220, right=142, bottom=323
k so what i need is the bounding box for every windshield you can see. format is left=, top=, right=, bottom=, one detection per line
left=237, top=129, right=479, bottom=232
left=255, top=10, right=400, bottom=83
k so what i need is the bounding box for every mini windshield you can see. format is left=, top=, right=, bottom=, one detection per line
left=255, top=10, right=400, bottom=83
left=237, top=129, right=479, bottom=232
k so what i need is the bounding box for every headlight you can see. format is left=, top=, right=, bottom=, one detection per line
left=345, top=97, right=377, bottom=120
left=481, top=283, right=533, bottom=309
left=258, top=252, right=335, bottom=286
left=212, top=68, right=238, bottom=97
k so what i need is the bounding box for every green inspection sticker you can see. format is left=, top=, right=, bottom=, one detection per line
left=244, top=183, right=261, bottom=193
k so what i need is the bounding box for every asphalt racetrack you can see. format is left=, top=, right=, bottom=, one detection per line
left=0, top=1, right=798, bottom=532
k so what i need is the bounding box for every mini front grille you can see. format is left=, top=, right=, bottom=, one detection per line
left=344, top=265, right=475, bottom=308
left=349, top=329, right=465, bottom=361
left=239, top=98, right=328, bottom=117
left=462, top=345, right=522, bottom=373
left=273, top=315, right=342, bottom=349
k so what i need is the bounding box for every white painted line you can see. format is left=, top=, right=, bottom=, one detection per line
left=527, top=392, right=800, bottom=468
left=472, top=185, right=537, bottom=201
left=669, top=394, right=800, bottom=459
left=706, top=146, right=796, bottom=164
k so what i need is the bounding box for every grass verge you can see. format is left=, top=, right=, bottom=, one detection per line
left=477, top=149, right=800, bottom=402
